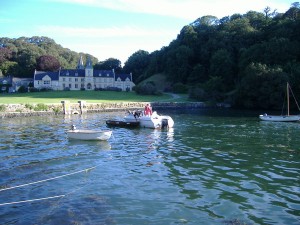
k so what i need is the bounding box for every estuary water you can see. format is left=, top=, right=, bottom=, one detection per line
left=0, top=109, right=299, bottom=225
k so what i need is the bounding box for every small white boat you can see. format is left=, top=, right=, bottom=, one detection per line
left=67, top=125, right=112, bottom=141
left=124, top=111, right=174, bottom=129
left=259, top=82, right=300, bottom=122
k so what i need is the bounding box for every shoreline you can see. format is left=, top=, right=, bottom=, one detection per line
left=0, top=101, right=207, bottom=118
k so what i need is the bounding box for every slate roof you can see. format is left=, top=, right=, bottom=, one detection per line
left=34, top=71, right=59, bottom=81
left=116, top=74, right=132, bottom=81
left=93, top=70, right=114, bottom=78
left=59, top=69, right=85, bottom=77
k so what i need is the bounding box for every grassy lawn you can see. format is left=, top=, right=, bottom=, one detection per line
left=0, top=91, right=190, bottom=104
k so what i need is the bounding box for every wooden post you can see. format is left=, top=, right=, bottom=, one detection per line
left=78, top=100, right=87, bottom=114
left=61, top=100, right=71, bottom=115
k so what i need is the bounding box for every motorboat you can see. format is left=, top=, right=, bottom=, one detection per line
left=124, top=110, right=174, bottom=129
left=67, top=125, right=112, bottom=141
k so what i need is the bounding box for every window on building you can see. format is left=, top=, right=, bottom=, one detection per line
left=43, top=80, right=50, bottom=85
left=69, top=84, right=71, bottom=88
left=75, top=84, right=78, bottom=89
left=75, top=78, right=78, bottom=82
left=69, top=78, right=71, bottom=82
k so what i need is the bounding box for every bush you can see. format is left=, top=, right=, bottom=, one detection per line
left=18, top=85, right=28, bottom=93
left=40, top=87, right=53, bottom=92
left=0, top=105, right=6, bottom=112
left=29, top=87, right=39, bottom=92
left=105, top=87, right=122, bottom=92
left=134, top=82, right=159, bottom=95
left=25, top=103, right=34, bottom=110
left=52, top=106, right=61, bottom=114
left=34, top=103, right=48, bottom=111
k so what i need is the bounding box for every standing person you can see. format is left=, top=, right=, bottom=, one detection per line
left=149, top=104, right=152, bottom=115
left=144, top=104, right=152, bottom=116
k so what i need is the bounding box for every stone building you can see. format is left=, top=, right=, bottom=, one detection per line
left=34, top=56, right=135, bottom=91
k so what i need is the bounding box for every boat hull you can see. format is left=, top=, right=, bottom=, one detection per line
left=67, top=129, right=112, bottom=141
left=259, top=114, right=300, bottom=122
left=106, top=120, right=140, bottom=128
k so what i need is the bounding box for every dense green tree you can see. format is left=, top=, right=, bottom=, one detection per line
left=165, top=45, right=193, bottom=84
left=94, top=58, right=122, bottom=73
left=0, top=47, right=12, bottom=64
left=209, top=49, right=235, bottom=91
left=0, top=36, right=99, bottom=77
left=123, top=50, right=150, bottom=83
left=36, top=55, right=61, bottom=71
left=0, top=61, right=21, bottom=76
left=237, top=63, right=288, bottom=109
left=188, top=64, right=207, bottom=84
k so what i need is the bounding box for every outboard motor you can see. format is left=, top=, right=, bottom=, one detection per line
left=71, top=125, right=76, bottom=130
left=161, top=119, right=168, bottom=129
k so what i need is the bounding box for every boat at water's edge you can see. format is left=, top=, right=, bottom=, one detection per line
left=67, top=127, right=112, bottom=141
left=259, top=114, right=300, bottom=122
left=259, top=82, right=300, bottom=122
left=124, top=111, right=174, bottom=129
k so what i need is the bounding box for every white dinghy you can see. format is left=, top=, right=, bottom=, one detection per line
left=67, top=125, right=112, bottom=141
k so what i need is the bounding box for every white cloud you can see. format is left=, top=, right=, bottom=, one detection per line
left=62, top=38, right=168, bottom=64
left=44, top=25, right=175, bottom=63
left=47, top=0, right=290, bottom=19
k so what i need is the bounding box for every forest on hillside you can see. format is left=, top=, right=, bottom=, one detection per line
left=124, top=3, right=300, bottom=109
left=0, top=3, right=300, bottom=109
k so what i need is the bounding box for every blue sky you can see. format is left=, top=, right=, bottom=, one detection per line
left=1, top=0, right=291, bottom=64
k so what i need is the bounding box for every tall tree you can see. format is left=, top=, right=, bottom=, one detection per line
left=123, top=50, right=150, bottom=83
left=36, top=55, right=61, bottom=71
left=94, top=58, right=122, bottom=73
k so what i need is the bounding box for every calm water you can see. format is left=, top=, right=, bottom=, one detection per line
left=0, top=109, right=299, bottom=225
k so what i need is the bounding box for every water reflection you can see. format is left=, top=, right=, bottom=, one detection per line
left=0, top=111, right=299, bottom=225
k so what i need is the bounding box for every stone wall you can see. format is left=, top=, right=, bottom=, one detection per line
left=0, top=101, right=206, bottom=118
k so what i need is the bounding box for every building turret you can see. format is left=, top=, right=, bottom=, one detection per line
left=76, top=55, right=84, bottom=69
left=85, top=56, right=93, bottom=69
left=84, top=56, right=94, bottom=90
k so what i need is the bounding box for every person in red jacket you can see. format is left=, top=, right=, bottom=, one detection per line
left=144, top=104, right=152, bottom=116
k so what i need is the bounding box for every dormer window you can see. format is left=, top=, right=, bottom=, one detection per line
left=107, top=74, right=109, bottom=76
left=75, top=72, right=78, bottom=76
left=66, top=71, right=69, bottom=76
